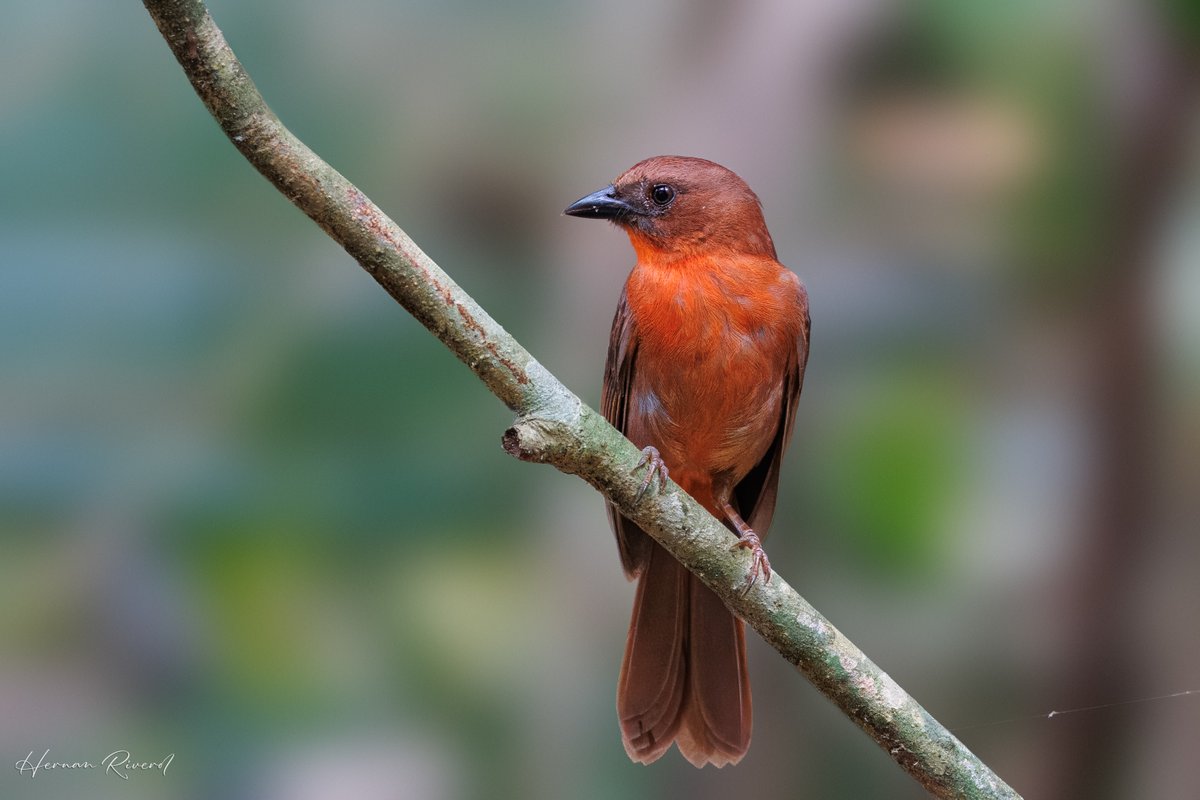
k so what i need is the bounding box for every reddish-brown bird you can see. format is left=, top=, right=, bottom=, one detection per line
left=565, top=156, right=811, bottom=767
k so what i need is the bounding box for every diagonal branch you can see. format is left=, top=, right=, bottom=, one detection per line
left=141, top=2, right=1021, bottom=797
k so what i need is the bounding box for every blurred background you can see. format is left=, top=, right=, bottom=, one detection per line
left=1, top=0, right=1197, bottom=798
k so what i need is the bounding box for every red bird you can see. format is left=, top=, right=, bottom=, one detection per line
left=565, top=156, right=810, bottom=767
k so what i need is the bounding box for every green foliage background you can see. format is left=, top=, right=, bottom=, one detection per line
left=1, top=2, right=1196, bottom=799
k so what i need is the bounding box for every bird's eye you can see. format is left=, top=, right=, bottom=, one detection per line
left=650, top=184, right=675, bottom=206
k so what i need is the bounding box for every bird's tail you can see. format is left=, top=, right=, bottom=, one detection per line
left=617, top=540, right=752, bottom=767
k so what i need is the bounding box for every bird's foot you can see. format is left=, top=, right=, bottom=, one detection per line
left=732, top=529, right=771, bottom=592
left=632, top=446, right=669, bottom=502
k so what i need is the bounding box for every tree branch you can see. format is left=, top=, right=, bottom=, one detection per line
left=141, top=2, right=1021, bottom=796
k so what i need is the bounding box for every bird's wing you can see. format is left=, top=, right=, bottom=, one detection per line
left=734, top=281, right=810, bottom=537
left=601, top=288, right=652, bottom=578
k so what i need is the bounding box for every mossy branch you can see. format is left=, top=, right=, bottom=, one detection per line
left=141, top=1, right=1021, bottom=796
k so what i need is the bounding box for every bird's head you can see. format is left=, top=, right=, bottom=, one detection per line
left=564, top=155, right=776, bottom=260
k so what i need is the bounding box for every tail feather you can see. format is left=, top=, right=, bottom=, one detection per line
left=617, top=541, right=752, bottom=767
left=679, top=578, right=751, bottom=766
left=618, top=543, right=689, bottom=763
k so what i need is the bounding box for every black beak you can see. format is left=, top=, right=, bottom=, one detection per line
left=563, top=185, right=635, bottom=219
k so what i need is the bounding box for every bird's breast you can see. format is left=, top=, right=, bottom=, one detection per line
left=622, top=256, right=799, bottom=495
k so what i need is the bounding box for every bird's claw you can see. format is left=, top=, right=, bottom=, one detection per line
left=732, top=530, right=771, bottom=593
left=632, top=446, right=669, bottom=502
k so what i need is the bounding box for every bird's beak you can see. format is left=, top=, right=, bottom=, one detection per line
left=563, top=185, right=634, bottom=219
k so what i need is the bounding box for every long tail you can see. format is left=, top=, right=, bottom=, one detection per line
left=617, top=541, right=752, bottom=767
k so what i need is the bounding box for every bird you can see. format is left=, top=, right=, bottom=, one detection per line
left=564, top=156, right=811, bottom=767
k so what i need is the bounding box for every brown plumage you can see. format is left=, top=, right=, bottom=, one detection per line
left=565, top=156, right=811, bottom=767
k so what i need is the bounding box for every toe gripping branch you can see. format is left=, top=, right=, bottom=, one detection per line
left=722, top=502, right=771, bottom=592
left=632, top=446, right=669, bottom=502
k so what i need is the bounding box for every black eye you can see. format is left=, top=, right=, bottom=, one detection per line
left=650, top=184, right=675, bottom=206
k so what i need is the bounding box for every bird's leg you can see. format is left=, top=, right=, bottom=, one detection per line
left=632, top=446, right=670, bottom=502
left=721, top=502, right=771, bottom=591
